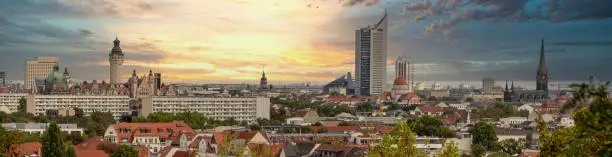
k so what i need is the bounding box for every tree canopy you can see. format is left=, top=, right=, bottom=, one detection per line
left=42, top=122, right=65, bottom=157
left=408, top=116, right=456, bottom=138
left=470, top=122, right=499, bottom=151
left=538, top=80, right=612, bottom=156
left=437, top=142, right=460, bottom=157
left=110, top=145, right=138, bottom=157
left=368, top=122, right=426, bottom=157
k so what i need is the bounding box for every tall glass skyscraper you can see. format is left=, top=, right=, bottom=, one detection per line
left=355, top=11, right=388, bottom=96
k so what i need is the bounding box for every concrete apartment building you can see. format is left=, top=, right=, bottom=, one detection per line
left=141, top=96, right=271, bottom=121
left=482, top=77, right=495, bottom=94
left=25, top=56, right=59, bottom=90
left=0, top=93, right=271, bottom=121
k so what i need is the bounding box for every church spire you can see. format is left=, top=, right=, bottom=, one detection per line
left=505, top=80, right=508, bottom=91
left=536, top=38, right=548, bottom=92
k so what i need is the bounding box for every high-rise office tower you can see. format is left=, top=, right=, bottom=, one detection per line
left=355, top=11, right=388, bottom=96
left=25, top=56, right=60, bottom=90
left=536, top=39, right=548, bottom=92
left=0, top=72, right=5, bottom=87
left=109, top=37, right=125, bottom=87
left=154, top=73, right=161, bottom=90
left=482, top=77, right=495, bottom=94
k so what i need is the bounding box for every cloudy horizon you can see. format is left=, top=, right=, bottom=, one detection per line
left=1, top=0, right=611, bottom=84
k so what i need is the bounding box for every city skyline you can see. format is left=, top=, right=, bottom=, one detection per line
left=1, top=0, right=611, bottom=84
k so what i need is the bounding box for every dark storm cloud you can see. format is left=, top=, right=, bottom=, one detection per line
left=402, top=0, right=612, bottom=35
left=0, top=0, right=155, bottom=18
left=342, top=0, right=382, bottom=6
left=551, top=41, right=612, bottom=47
left=78, top=29, right=94, bottom=37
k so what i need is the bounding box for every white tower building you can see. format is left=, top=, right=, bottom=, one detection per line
left=109, top=37, right=124, bottom=87
left=355, top=11, right=388, bottom=96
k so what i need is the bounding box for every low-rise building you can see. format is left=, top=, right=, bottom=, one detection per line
left=103, top=121, right=195, bottom=154
left=448, top=102, right=470, bottom=110
left=499, top=117, right=529, bottom=128
left=1, top=123, right=84, bottom=135
left=558, top=116, right=574, bottom=128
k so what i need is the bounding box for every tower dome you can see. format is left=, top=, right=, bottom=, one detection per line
left=393, top=76, right=407, bottom=85
left=111, top=37, right=123, bottom=55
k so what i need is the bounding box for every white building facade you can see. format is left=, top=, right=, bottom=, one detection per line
left=25, top=56, right=59, bottom=90
left=26, top=95, right=131, bottom=119
left=0, top=93, right=28, bottom=113
left=141, top=97, right=270, bottom=121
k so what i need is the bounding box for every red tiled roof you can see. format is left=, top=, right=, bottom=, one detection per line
left=212, top=130, right=265, bottom=145
left=247, top=144, right=283, bottom=157
left=75, top=150, right=108, bottom=157
left=442, top=115, right=458, bottom=126
left=418, top=105, right=444, bottom=113
left=76, top=136, right=104, bottom=150
left=327, top=95, right=347, bottom=102
left=113, top=121, right=194, bottom=143
left=12, top=142, right=42, bottom=157
left=399, top=93, right=420, bottom=101
left=294, top=110, right=310, bottom=117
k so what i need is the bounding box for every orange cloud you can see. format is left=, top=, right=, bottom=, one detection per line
left=86, top=0, right=356, bottom=83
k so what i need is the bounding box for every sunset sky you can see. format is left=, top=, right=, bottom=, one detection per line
left=1, top=0, right=611, bottom=84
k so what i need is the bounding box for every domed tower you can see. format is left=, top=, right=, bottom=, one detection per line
left=109, top=36, right=124, bottom=87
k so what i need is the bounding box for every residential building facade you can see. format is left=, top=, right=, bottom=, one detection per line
left=140, top=97, right=271, bottom=121
left=25, top=94, right=131, bottom=119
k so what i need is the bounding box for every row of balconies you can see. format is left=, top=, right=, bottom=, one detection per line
left=152, top=106, right=255, bottom=109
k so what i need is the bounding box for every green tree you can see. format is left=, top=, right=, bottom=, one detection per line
left=409, top=116, right=454, bottom=137
left=74, top=108, right=84, bottom=118
left=18, top=97, right=26, bottom=113
left=357, top=103, right=374, bottom=113
left=471, top=144, right=486, bottom=157
left=486, top=151, right=511, bottom=157
left=0, top=128, right=26, bottom=157
left=437, top=142, right=460, bottom=157
left=176, top=111, right=207, bottom=129
left=387, top=102, right=401, bottom=111
left=470, top=122, right=498, bottom=151
left=66, top=146, right=77, bottom=157
left=499, top=139, right=523, bottom=155
left=42, top=122, right=65, bottom=157
left=147, top=112, right=175, bottom=122
left=86, top=111, right=116, bottom=136
left=111, top=145, right=138, bottom=157
left=217, top=135, right=247, bottom=157
left=368, top=122, right=426, bottom=157
left=537, top=80, right=612, bottom=156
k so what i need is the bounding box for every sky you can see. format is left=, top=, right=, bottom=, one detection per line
left=0, top=0, right=611, bottom=84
